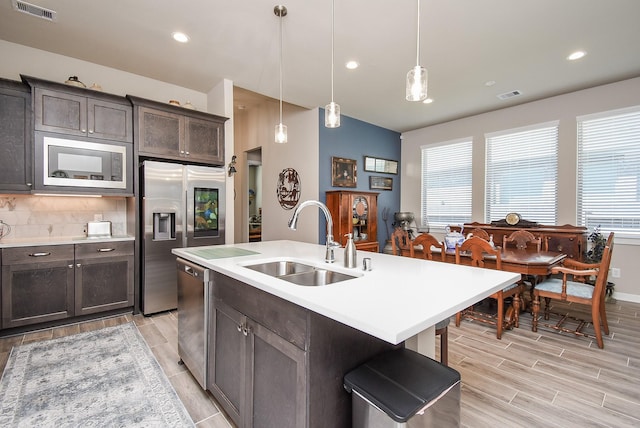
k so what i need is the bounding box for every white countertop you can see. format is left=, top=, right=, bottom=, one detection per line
left=172, top=240, right=520, bottom=345
left=0, top=235, right=135, bottom=248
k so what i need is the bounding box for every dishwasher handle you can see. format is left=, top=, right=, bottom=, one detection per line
left=177, top=258, right=210, bottom=282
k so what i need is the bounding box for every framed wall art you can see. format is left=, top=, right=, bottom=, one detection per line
left=369, top=176, right=393, bottom=191
left=363, top=156, right=398, bottom=174
left=331, top=157, right=357, bottom=187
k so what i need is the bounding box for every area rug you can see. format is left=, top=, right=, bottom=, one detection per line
left=0, top=322, right=195, bottom=427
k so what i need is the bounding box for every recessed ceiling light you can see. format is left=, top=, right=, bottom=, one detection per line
left=485, top=80, right=496, bottom=87
left=567, top=50, right=586, bottom=61
left=345, top=60, right=359, bottom=70
left=172, top=32, right=190, bottom=43
left=422, top=98, right=433, bottom=104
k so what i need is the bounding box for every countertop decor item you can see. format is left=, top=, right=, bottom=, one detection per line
left=89, top=82, right=103, bottom=91
left=64, top=75, right=86, bottom=87
left=182, top=101, right=195, bottom=109
left=0, top=220, right=11, bottom=240
left=0, top=323, right=195, bottom=427
left=168, top=99, right=181, bottom=106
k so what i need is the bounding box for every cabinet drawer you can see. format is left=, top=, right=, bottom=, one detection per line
left=213, top=271, right=309, bottom=350
left=75, top=240, right=134, bottom=259
left=2, top=245, right=74, bottom=265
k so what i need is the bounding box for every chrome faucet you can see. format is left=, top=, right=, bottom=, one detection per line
left=288, top=200, right=341, bottom=263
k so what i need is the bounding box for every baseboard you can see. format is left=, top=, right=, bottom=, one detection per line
left=612, top=292, right=640, bottom=303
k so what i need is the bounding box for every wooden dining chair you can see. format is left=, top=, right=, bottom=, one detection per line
left=390, top=227, right=411, bottom=257
left=532, top=232, right=614, bottom=348
left=455, top=236, right=525, bottom=339
left=410, top=232, right=446, bottom=261
left=468, top=227, right=490, bottom=241
left=410, top=233, right=449, bottom=365
left=502, top=229, right=544, bottom=252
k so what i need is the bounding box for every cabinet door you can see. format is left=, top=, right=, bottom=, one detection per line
left=545, top=234, right=582, bottom=260
left=88, top=98, right=133, bottom=142
left=0, top=80, right=32, bottom=192
left=34, top=88, right=88, bottom=136
left=74, top=241, right=134, bottom=315
left=208, top=299, right=246, bottom=427
left=137, top=106, right=183, bottom=158
left=184, top=116, right=224, bottom=165
left=246, top=320, right=307, bottom=428
left=1, top=246, right=75, bottom=328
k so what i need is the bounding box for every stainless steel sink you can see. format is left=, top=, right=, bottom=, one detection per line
left=278, top=269, right=356, bottom=286
left=244, top=260, right=314, bottom=277
left=243, top=261, right=357, bottom=286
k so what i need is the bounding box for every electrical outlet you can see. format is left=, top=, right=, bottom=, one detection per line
left=611, top=268, right=621, bottom=278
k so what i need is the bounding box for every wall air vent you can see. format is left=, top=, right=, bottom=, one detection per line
left=12, top=0, right=56, bottom=21
left=497, top=90, right=522, bottom=100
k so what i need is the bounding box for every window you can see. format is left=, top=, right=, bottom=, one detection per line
left=577, top=106, right=640, bottom=235
left=485, top=122, right=558, bottom=224
left=421, top=139, right=472, bottom=229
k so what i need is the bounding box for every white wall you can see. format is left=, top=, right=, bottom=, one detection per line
left=233, top=91, right=320, bottom=245
left=400, top=77, right=640, bottom=302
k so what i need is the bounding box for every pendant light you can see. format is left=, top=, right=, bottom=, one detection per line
left=406, top=0, right=428, bottom=102
left=325, top=0, right=340, bottom=128
left=274, top=5, right=288, bottom=143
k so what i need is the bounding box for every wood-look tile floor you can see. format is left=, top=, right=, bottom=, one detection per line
left=1, top=298, right=638, bottom=427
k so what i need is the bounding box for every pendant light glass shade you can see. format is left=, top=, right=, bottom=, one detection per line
left=325, top=101, right=340, bottom=128
left=406, top=0, right=428, bottom=102
left=275, top=123, right=287, bottom=144
left=406, top=65, right=428, bottom=101
left=325, top=0, right=340, bottom=128
left=274, top=5, right=288, bottom=143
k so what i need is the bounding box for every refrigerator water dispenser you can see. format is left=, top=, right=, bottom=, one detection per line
left=153, top=212, right=176, bottom=240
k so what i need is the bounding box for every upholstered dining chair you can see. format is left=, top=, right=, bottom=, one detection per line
left=532, top=232, right=614, bottom=349
left=455, top=236, right=525, bottom=339
left=390, top=227, right=411, bottom=257
left=409, top=233, right=449, bottom=365
left=503, top=229, right=545, bottom=302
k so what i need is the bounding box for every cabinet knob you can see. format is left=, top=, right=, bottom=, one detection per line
left=76, top=263, right=81, bottom=268
left=242, top=326, right=251, bottom=336
left=237, top=324, right=242, bottom=332
left=68, top=264, right=73, bottom=269
left=81, top=129, right=87, bottom=133
left=185, top=151, right=190, bottom=156
left=88, top=129, right=94, bottom=134
left=180, top=150, right=185, bottom=154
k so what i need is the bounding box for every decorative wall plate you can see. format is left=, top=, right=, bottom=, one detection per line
left=276, top=168, right=301, bottom=210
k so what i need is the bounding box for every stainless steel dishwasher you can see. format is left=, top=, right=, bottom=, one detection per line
left=177, top=257, right=210, bottom=389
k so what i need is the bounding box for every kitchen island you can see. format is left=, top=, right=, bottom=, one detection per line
left=173, top=240, right=520, bottom=428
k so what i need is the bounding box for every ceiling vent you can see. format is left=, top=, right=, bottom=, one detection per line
left=12, top=0, right=56, bottom=21
left=497, top=90, right=522, bottom=100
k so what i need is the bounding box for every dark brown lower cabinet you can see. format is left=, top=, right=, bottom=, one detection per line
left=207, top=271, right=397, bottom=428
left=1, top=241, right=134, bottom=330
left=1, top=245, right=75, bottom=328
left=74, top=241, right=134, bottom=316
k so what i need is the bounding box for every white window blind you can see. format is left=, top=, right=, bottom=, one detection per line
left=577, top=106, right=640, bottom=234
left=485, top=123, right=558, bottom=224
left=421, top=139, right=472, bottom=229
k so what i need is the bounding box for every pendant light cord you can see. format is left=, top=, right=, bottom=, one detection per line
left=279, top=9, right=283, bottom=124
left=331, top=0, right=335, bottom=103
left=415, top=0, right=421, bottom=66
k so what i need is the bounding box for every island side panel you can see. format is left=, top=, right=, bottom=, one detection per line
left=307, top=311, right=400, bottom=428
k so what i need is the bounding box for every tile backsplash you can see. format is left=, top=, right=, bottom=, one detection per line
left=0, top=195, right=129, bottom=239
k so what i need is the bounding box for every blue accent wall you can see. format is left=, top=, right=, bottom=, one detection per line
left=319, top=109, right=401, bottom=251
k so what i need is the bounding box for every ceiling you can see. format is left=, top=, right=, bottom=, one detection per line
left=1, top=0, right=639, bottom=133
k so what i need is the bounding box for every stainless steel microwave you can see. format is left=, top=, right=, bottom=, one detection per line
left=40, top=136, right=128, bottom=189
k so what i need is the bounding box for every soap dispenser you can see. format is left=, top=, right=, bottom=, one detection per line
left=344, top=233, right=357, bottom=268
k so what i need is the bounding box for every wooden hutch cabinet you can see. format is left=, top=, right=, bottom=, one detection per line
left=326, top=190, right=379, bottom=253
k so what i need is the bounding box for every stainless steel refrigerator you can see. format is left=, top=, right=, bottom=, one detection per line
left=140, top=160, right=225, bottom=315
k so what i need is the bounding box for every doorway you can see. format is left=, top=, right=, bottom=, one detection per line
left=247, top=148, right=262, bottom=242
